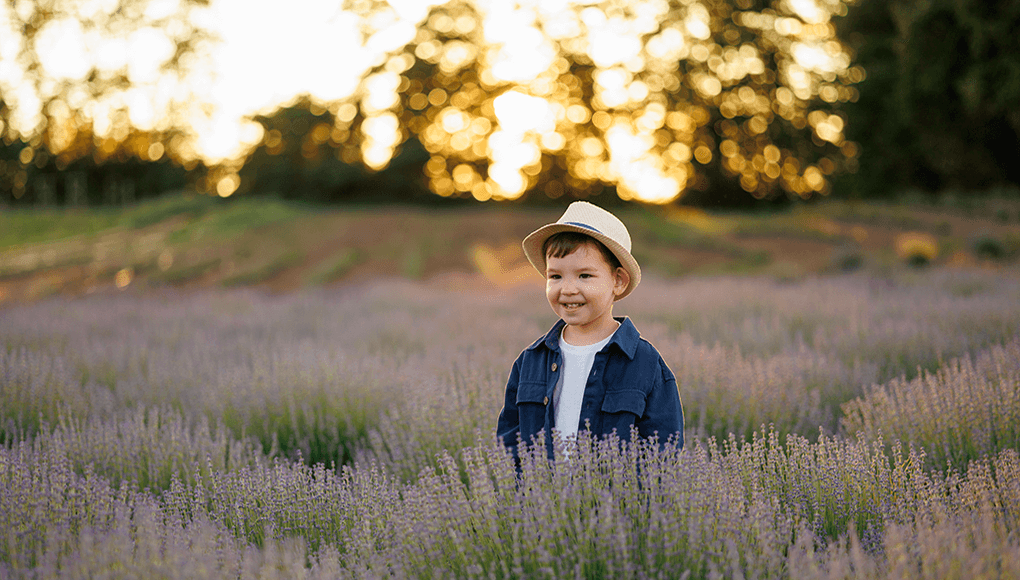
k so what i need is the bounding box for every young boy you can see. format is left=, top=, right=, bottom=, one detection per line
left=497, top=201, right=684, bottom=460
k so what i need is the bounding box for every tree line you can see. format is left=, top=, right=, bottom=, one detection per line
left=1, top=0, right=1017, bottom=208
left=836, top=0, right=1020, bottom=198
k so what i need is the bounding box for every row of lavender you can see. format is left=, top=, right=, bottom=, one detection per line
left=2, top=268, right=1020, bottom=577
left=6, top=270, right=1018, bottom=468
left=4, top=420, right=1020, bottom=578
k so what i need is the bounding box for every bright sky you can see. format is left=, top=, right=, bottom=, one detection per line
left=187, top=0, right=375, bottom=161
left=0, top=0, right=388, bottom=161
left=187, top=0, right=452, bottom=162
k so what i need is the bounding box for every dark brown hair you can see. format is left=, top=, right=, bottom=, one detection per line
left=543, top=231, right=622, bottom=271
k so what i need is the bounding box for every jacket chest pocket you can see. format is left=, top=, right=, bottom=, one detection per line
left=517, top=381, right=549, bottom=406
left=517, top=381, right=550, bottom=435
left=600, top=389, right=647, bottom=425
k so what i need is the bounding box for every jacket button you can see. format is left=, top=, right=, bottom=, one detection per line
left=551, top=363, right=558, bottom=372
left=543, top=396, right=549, bottom=405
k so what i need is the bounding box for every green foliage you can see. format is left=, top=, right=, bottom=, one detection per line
left=0, top=209, right=121, bottom=250
left=118, top=193, right=215, bottom=229
left=1, top=140, right=195, bottom=208
left=303, top=249, right=363, bottom=285
left=276, top=0, right=863, bottom=204
left=837, top=0, right=1020, bottom=196
left=217, top=369, right=387, bottom=470
left=0, top=0, right=207, bottom=208
left=237, top=100, right=434, bottom=204
left=221, top=251, right=304, bottom=286
left=190, top=197, right=310, bottom=239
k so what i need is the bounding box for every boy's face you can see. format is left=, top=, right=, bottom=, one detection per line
left=545, top=241, right=629, bottom=342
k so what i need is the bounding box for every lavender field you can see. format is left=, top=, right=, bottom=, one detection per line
left=3, top=268, right=1020, bottom=579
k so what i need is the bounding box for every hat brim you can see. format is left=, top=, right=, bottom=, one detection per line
left=522, top=223, right=641, bottom=300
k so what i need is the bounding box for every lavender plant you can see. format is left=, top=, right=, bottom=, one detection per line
left=2, top=268, right=1020, bottom=578
left=0, top=347, right=113, bottom=443
left=0, top=442, right=138, bottom=571
left=0, top=442, right=317, bottom=580
left=626, top=270, right=1020, bottom=441
left=842, top=337, right=1020, bottom=470
left=785, top=448, right=1020, bottom=580
left=5, top=424, right=1020, bottom=578
left=46, top=407, right=263, bottom=490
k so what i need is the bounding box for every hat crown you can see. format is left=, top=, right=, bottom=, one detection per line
left=521, top=200, right=641, bottom=299
left=558, top=202, right=632, bottom=252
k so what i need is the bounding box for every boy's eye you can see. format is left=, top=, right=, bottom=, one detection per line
left=579, top=273, right=592, bottom=279
left=548, top=274, right=561, bottom=280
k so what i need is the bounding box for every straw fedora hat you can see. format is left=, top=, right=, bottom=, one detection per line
left=522, top=201, right=641, bottom=299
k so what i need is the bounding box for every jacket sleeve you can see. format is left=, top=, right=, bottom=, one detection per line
left=496, top=355, right=523, bottom=458
left=640, top=358, right=684, bottom=450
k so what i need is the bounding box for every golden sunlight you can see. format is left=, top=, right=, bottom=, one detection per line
left=6, top=0, right=859, bottom=204
left=353, top=0, right=859, bottom=203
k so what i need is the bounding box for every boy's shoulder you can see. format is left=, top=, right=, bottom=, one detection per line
left=620, top=319, right=675, bottom=379
left=613, top=317, right=666, bottom=362
left=521, top=320, right=565, bottom=353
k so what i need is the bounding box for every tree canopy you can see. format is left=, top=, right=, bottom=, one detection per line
left=234, top=98, right=435, bottom=203
left=0, top=0, right=209, bottom=202
left=4, top=0, right=1016, bottom=207
left=836, top=0, right=1020, bottom=197
left=321, top=0, right=861, bottom=204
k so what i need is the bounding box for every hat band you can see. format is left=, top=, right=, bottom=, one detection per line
left=564, top=221, right=602, bottom=234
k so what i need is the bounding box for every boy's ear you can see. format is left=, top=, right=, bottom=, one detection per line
left=613, top=266, right=630, bottom=297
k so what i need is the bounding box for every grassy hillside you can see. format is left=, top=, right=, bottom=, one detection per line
left=1, top=192, right=1018, bottom=304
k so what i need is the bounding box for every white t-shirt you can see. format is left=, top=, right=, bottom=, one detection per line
left=553, top=327, right=616, bottom=439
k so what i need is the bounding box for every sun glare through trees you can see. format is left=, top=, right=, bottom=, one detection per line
left=334, top=0, right=862, bottom=204
left=2, top=0, right=865, bottom=205
left=0, top=0, right=208, bottom=164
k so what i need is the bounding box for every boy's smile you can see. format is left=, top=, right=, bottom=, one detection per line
left=545, top=242, right=629, bottom=345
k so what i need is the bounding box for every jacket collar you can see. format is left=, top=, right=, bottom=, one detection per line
left=527, top=316, right=639, bottom=360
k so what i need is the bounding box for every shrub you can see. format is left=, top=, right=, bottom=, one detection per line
left=44, top=407, right=263, bottom=491
left=970, top=232, right=1007, bottom=261
left=894, top=232, right=939, bottom=267
left=831, top=242, right=864, bottom=272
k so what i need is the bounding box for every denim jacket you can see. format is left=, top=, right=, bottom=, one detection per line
left=497, top=316, right=684, bottom=459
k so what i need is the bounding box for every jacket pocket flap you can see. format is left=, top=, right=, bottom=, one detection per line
left=601, top=389, right=646, bottom=416
left=516, top=381, right=548, bottom=405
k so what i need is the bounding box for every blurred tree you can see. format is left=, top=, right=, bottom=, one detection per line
left=326, top=0, right=862, bottom=205
left=1, top=120, right=191, bottom=207
left=0, top=0, right=209, bottom=205
left=836, top=0, right=1020, bottom=197
left=235, top=98, right=437, bottom=203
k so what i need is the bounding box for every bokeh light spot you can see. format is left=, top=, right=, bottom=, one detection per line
left=694, top=146, right=713, bottom=164
left=115, top=268, right=134, bottom=289
left=217, top=174, right=240, bottom=197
